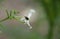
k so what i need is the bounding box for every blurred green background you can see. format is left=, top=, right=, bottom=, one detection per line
left=0, top=0, right=60, bottom=39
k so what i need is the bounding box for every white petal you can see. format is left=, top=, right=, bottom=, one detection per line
left=26, top=20, right=32, bottom=29
left=27, top=12, right=32, bottom=19
left=30, top=9, right=35, bottom=13
left=27, top=9, right=35, bottom=19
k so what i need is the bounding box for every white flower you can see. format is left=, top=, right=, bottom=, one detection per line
left=20, top=9, right=35, bottom=29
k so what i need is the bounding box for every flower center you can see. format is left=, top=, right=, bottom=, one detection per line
left=25, top=16, right=29, bottom=20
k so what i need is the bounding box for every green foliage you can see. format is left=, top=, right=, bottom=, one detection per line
left=34, top=0, right=60, bottom=39
left=0, top=9, right=20, bottom=22
left=6, top=9, right=19, bottom=19
left=0, top=23, right=8, bottom=34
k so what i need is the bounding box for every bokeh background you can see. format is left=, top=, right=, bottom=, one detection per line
left=0, top=0, right=60, bottom=39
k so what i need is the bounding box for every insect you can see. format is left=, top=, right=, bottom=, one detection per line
left=20, top=9, right=35, bottom=29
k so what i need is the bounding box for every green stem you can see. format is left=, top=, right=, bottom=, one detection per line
left=0, top=17, right=9, bottom=22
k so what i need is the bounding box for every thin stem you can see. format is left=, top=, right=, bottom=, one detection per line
left=5, top=10, right=9, bottom=17
left=0, top=17, right=9, bottom=22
